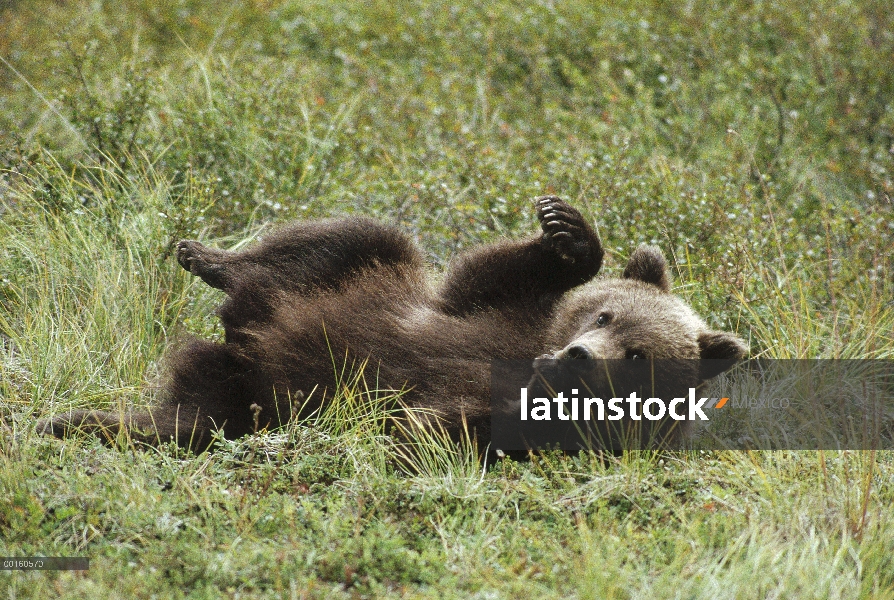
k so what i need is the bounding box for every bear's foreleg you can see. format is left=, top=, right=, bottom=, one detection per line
left=437, top=196, right=603, bottom=316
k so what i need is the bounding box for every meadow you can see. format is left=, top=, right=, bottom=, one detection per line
left=1, top=0, right=893, bottom=597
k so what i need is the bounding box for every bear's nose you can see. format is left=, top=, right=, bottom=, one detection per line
left=562, top=345, right=592, bottom=360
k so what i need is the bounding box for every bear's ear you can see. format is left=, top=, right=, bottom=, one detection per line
left=698, top=331, right=748, bottom=380
left=623, top=245, right=670, bottom=291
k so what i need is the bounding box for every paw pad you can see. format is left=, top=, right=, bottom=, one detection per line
left=535, top=196, right=590, bottom=263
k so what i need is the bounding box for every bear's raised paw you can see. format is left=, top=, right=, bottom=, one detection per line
left=536, top=195, right=592, bottom=264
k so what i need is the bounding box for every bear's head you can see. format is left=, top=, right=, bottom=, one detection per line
left=547, top=245, right=747, bottom=380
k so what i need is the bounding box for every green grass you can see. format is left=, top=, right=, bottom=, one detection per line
left=1, top=0, right=893, bottom=597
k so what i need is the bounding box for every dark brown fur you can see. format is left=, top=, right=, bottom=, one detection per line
left=39, top=197, right=746, bottom=451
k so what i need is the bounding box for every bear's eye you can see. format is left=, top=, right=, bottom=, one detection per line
left=626, top=349, right=646, bottom=360
left=595, top=313, right=611, bottom=327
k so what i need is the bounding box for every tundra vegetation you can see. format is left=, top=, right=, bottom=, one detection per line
left=1, top=1, right=893, bottom=597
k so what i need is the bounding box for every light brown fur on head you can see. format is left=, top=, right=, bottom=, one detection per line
left=547, top=244, right=747, bottom=377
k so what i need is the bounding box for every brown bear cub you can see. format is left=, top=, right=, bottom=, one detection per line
left=40, top=197, right=747, bottom=451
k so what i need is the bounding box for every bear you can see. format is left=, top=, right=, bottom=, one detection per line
left=38, top=196, right=747, bottom=453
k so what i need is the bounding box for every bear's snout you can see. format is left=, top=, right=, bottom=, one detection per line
left=559, top=344, right=593, bottom=360
left=555, top=331, right=613, bottom=360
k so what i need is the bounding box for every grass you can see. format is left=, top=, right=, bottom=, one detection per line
left=1, top=0, right=893, bottom=597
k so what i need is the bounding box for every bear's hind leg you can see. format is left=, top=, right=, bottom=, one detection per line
left=38, top=409, right=160, bottom=446
left=176, top=217, right=423, bottom=297
left=38, top=340, right=283, bottom=451
left=177, top=240, right=233, bottom=291
left=155, top=339, right=281, bottom=448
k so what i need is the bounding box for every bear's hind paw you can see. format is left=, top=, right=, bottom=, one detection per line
left=176, top=240, right=229, bottom=290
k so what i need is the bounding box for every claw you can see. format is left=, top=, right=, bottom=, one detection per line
left=540, top=208, right=576, bottom=222
left=544, top=223, right=580, bottom=234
